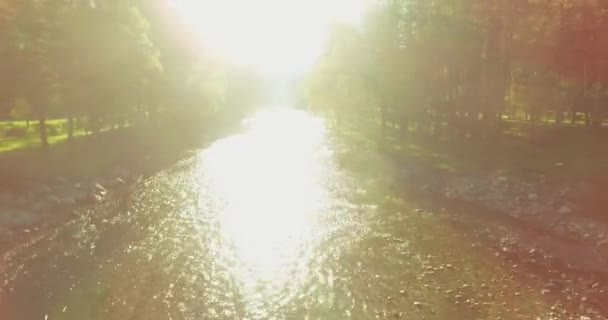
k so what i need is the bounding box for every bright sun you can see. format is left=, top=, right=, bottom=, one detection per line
left=170, top=0, right=371, bottom=75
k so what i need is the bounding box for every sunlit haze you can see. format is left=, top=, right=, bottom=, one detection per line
left=170, top=0, right=371, bottom=75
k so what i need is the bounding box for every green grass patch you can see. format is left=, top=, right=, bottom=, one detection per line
left=0, top=119, right=89, bottom=153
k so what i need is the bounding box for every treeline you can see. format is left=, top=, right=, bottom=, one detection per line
left=307, top=0, right=608, bottom=140
left=0, top=0, right=264, bottom=147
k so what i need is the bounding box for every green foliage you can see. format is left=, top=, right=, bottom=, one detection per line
left=0, top=0, right=264, bottom=149
left=307, top=0, right=608, bottom=139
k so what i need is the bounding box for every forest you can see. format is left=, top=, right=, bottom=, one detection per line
left=307, top=0, right=608, bottom=141
left=0, top=0, right=264, bottom=149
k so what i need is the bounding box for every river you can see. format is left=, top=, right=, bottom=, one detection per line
left=0, top=109, right=601, bottom=319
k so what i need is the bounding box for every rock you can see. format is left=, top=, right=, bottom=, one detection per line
left=89, top=193, right=104, bottom=204
left=93, top=183, right=107, bottom=195
left=413, top=301, right=422, bottom=307
left=528, top=193, right=539, bottom=200
left=555, top=162, right=565, bottom=167
left=558, top=206, right=572, bottom=214
left=414, top=208, right=424, bottom=213
left=497, top=176, right=508, bottom=182
left=597, top=239, right=608, bottom=247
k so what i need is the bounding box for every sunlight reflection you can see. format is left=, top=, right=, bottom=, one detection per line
left=199, top=108, right=331, bottom=292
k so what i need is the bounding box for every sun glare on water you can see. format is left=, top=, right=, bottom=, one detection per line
left=170, top=0, right=371, bottom=74
left=198, top=109, right=332, bottom=299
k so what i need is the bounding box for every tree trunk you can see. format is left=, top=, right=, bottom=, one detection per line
left=571, top=112, right=576, bottom=124
left=38, top=113, right=48, bottom=148
left=380, top=105, right=386, bottom=134
left=67, top=116, right=74, bottom=140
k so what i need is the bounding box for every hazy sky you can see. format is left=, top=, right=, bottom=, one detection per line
left=171, top=0, right=371, bottom=75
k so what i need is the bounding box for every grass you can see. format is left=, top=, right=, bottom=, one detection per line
left=0, top=119, right=88, bottom=153
left=0, top=118, right=226, bottom=191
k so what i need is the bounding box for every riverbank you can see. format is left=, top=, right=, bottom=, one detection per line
left=1, top=109, right=607, bottom=319
left=0, top=122, right=223, bottom=237
left=336, top=125, right=608, bottom=310
left=337, top=124, right=608, bottom=243
left=334, top=128, right=608, bottom=317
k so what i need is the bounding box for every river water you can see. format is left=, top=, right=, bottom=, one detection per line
left=0, top=109, right=601, bottom=319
